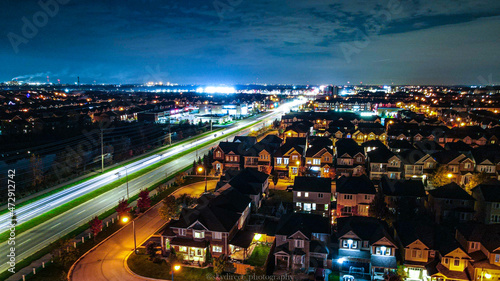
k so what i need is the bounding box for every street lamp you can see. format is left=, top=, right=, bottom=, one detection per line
left=121, top=216, right=137, bottom=254
left=172, top=264, right=181, bottom=281
left=447, top=173, right=453, bottom=179
left=198, top=166, right=207, bottom=193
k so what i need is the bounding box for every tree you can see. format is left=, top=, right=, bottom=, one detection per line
left=116, top=198, right=131, bottom=218
left=174, top=173, right=185, bottom=186
left=178, top=194, right=197, bottom=208
left=465, top=172, right=489, bottom=194
left=146, top=241, right=158, bottom=260
left=205, top=242, right=213, bottom=265
left=137, top=189, right=151, bottom=212
left=272, top=170, right=279, bottom=188
left=52, top=240, right=80, bottom=269
left=158, top=195, right=180, bottom=221
left=368, top=191, right=391, bottom=221
left=430, top=166, right=453, bottom=188
left=89, top=216, right=102, bottom=241
left=213, top=255, right=228, bottom=278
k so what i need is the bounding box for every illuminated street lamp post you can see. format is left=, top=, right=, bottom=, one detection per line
left=125, top=166, right=129, bottom=200
left=121, top=216, right=137, bottom=254
left=172, top=264, right=181, bottom=281
left=198, top=166, right=207, bottom=193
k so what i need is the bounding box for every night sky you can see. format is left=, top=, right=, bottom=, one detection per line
left=1, top=0, right=499, bottom=85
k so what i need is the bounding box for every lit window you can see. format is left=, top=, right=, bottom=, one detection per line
left=305, top=192, right=309, bottom=197
left=297, top=192, right=301, bottom=197
left=213, top=246, right=223, bottom=253
left=179, top=229, right=186, bottom=236
left=179, top=246, right=187, bottom=252
left=194, top=231, right=205, bottom=239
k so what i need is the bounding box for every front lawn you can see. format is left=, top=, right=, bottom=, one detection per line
left=127, top=253, right=215, bottom=281
left=269, top=190, right=293, bottom=202
left=246, top=244, right=271, bottom=267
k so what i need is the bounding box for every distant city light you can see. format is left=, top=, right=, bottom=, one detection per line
left=198, top=86, right=236, bottom=94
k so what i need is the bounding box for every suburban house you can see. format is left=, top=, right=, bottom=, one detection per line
left=431, top=151, right=475, bottom=185
left=273, top=138, right=306, bottom=179
left=379, top=177, right=427, bottom=214
left=160, top=186, right=252, bottom=264
left=273, top=213, right=330, bottom=273
left=397, top=149, right=438, bottom=180
left=335, top=175, right=376, bottom=218
left=244, top=141, right=279, bottom=173
left=219, top=168, right=270, bottom=211
left=283, top=121, right=312, bottom=140
left=456, top=223, right=500, bottom=281
left=292, top=176, right=332, bottom=217
left=304, top=143, right=334, bottom=178
left=394, top=222, right=436, bottom=281
left=335, top=138, right=366, bottom=177
left=426, top=237, right=473, bottom=281
left=471, top=181, right=500, bottom=224
left=427, top=182, right=476, bottom=224
left=367, top=147, right=402, bottom=180
left=212, top=141, right=247, bottom=172
left=336, top=216, right=398, bottom=280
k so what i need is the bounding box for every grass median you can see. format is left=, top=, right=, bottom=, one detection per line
left=0, top=115, right=268, bottom=243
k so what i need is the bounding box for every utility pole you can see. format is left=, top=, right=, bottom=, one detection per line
left=100, top=128, right=104, bottom=173
left=210, top=119, right=212, bottom=131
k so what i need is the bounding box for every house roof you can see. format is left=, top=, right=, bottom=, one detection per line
left=444, top=141, right=472, bottom=152
left=414, top=140, right=444, bottom=152
left=233, top=136, right=257, bottom=148
left=227, top=168, right=269, bottom=195
left=380, top=177, right=426, bottom=198
left=336, top=139, right=364, bottom=158
left=293, top=176, right=331, bottom=193
left=275, top=213, right=330, bottom=238
left=336, top=175, right=376, bottom=194
left=305, top=145, right=333, bottom=158
left=367, top=147, right=397, bottom=163
left=388, top=139, right=414, bottom=150
left=395, top=221, right=435, bottom=248
left=456, top=223, right=500, bottom=253
left=472, top=180, right=500, bottom=202
left=336, top=216, right=396, bottom=245
left=428, top=182, right=475, bottom=201
left=397, top=149, right=428, bottom=164
left=217, top=141, right=247, bottom=155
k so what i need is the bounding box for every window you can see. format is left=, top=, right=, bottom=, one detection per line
left=165, top=238, right=170, bottom=249
left=493, top=203, right=500, bottom=209
left=313, top=159, right=321, bottom=165
left=312, top=203, right=316, bottom=210
left=495, top=254, right=500, bottom=263
left=213, top=246, right=222, bottom=253
left=297, top=192, right=302, bottom=197
left=292, top=167, right=298, bottom=174
left=213, top=232, right=222, bottom=240
left=464, top=162, right=471, bottom=169
left=292, top=155, right=298, bottom=160
left=216, top=151, right=221, bottom=158
left=284, top=158, right=289, bottom=164
left=491, top=215, right=500, bottom=223
left=344, top=194, right=353, bottom=200
left=364, top=195, right=371, bottom=200
left=342, top=239, right=357, bottom=249
left=296, top=202, right=302, bottom=207
left=324, top=204, right=329, bottom=211
left=470, top=242, right=478, bottom=250
left=194, top=230, right=205, bottom=239
left=305, top=192, right=309, bottom=197
left=318, top=193, right=324, bottom=198
left=363, top=241, right=369, bottom=248
left=324, top=156, right=330, bottom=162
left=357, top=156, right=363, bottom=162
left=454, top=258, right=460, bottom=266
left=179, top=246, right=187, bottom=252
left=443, top=258, right=448, bottom=264
left=295, top=239, right=304, bottom=248
left=179, top=229, right=186, bottom=236
left=276, top=158, right=282, bottom=165
left=376, top=246, right=391, bottom=256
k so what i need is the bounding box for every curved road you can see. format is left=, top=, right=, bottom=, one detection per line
left=0, top=99, right=305, bottom=275
left=70, top=181, right=217, bottom=281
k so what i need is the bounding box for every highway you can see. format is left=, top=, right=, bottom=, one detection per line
left=0, top=99, right=304, bottom=275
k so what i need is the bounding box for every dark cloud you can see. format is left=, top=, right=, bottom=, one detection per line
left=1, top=0, right=499, bottom=84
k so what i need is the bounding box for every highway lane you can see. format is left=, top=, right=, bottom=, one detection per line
left=0, top=100, right=304, bottom=275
